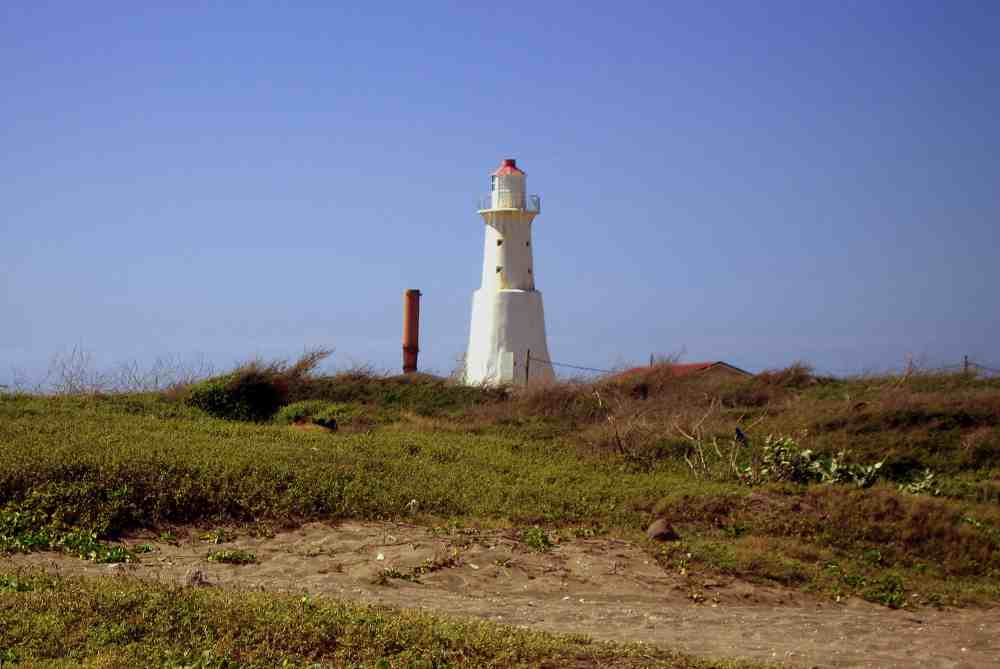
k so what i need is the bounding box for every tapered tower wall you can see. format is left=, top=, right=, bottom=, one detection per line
left=465, top=159, right=554, bottom=386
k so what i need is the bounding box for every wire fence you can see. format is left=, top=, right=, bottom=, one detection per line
left=526, top=356, right=615, bottom=375
left=836, top=359, right=1000, bottom=378
left=525, top=354, right=1000, bottom=380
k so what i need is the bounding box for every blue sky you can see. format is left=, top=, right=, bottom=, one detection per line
left=2, top=1, right=998, bottom=383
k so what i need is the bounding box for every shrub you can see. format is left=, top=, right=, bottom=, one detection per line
left=755, top=363, right=820, bottom=389
left=522, top=527, right=553, bottom=551
left=181, top=350, right=331, bottom=422
left=738, top=435, right=885, bottom=488
left=184, top=369, right=284, bottom=422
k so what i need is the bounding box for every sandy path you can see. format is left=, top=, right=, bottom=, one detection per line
left=6, top=521, right=999, bottom=668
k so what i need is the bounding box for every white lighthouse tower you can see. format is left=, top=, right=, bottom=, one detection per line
left=465, top=158, right=555, bottom=386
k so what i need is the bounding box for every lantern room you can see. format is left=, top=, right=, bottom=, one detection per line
left=490, top=158, right=527, bottom=209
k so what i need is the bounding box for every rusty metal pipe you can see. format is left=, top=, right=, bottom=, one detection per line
left=402, top=289, right=421, bottom=373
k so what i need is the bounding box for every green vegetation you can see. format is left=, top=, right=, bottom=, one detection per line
left=0, top=569, right=761, bottom=668
left=275, top=400, right=359, bottom=430
left=200, top=528, right=234, bottom=544
left=207, top=549, right=257, bottom=565
left=180, top=351, right=334, bottom=422
left=2, top=360, right=1000, bottom=617
left=521, top=526, right=554, bottom=552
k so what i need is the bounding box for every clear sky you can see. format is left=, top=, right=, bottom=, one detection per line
left=2, top=1, right=998, bottom=384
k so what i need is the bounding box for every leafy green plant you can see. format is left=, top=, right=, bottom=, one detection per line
left=206, top=549, right=256, bottom=564
left=522, top=527, right=553, bottom=552
left=0, top=575, right=32, bottom=593
left=755, top=435, right=818, bottom=484
left=200, top=528, right=232, bottom=544
left=0, top=509, right=137, bottom=563
left=863, top=573, right=907, bottom=608
left=737, top=436, right=885, bottom=488
left=899, top=468, right=939, bottom=495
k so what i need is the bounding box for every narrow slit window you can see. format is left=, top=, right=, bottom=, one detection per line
left=526, top=240, right=531, bottom=247
left=496, top=239, right=503, bottom=246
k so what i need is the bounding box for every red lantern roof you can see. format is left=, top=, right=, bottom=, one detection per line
left=492, top=158, right=525, bottom=176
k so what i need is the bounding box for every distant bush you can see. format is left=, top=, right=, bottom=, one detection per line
left=184, top=369, right=283, bottom=422
left=181, top=350, right=331, bottom=422
left=755, top=362, right=820, bottom=389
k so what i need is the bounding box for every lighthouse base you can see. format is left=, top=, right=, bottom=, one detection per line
left=465, top=289, right=555, bottom=386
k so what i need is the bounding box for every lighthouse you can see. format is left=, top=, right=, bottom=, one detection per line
left=464, top=158, right=555, bottom=386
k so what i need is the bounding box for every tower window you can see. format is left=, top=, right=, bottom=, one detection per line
left=526, top=240, right=531, bottom=247
left=496, top=239, right=503, bottom=246
left=528, top=268, right=532, bottom=274
left=495, top=266, right=502, bottom=273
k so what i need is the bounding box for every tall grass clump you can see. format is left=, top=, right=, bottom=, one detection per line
left=180, top=349, right=332, bottom=422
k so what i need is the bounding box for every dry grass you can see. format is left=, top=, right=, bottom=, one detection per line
left=3, top=359, right=999, bottom=607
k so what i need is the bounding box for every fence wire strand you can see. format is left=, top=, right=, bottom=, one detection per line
left=526, top=356, right=1000, bottom=378
left=527, top=356, right=614, bottom=375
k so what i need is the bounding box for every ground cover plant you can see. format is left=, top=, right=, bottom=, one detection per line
left=1, top=358, right=999, bottom=610
left=0, top=569, right=763, bottom=668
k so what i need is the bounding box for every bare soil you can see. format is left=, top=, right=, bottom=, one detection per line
left=6, top=521, right=999, bottom=668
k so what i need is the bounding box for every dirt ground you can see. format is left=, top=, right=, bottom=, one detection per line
left=6, top=521, right=999, bottom=668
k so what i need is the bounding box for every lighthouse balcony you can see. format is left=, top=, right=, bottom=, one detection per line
left=478, top=193, right=541, bottom=213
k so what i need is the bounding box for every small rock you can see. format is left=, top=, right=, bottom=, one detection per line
left=645, top=518, right=680, bottom=542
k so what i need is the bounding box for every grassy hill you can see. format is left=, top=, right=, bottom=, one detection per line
left=2, top=361, right=999, bottom=665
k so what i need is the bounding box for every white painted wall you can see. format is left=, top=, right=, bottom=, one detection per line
left=491, top=174, right=526, bottom=209
left=478, top=210, right=536, bottom=292
left=465, top=165, right=554, bottom=386
left=465, top=288, right=554, bottom=385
